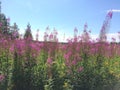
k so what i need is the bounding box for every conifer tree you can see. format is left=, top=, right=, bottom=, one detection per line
left=24, top=23, right=33, bottom=40
left=10, top=22, right=19, bottom=39
left=0, top=13, right=9, bottom=34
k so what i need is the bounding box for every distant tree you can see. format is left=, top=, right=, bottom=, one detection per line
left=10, top=22, right=19, bottom=39
left=0, top=13, right=20, bottom=39
left=0, top=13, right=9, bottom=35
left=24, top=23, right=33, bottom=40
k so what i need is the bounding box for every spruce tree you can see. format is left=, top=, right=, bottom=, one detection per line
left=24, top=23, right=33, bottom=40
left=10, top=22, right=19, bottom=39
left=0, top=13, right=9, bottom=34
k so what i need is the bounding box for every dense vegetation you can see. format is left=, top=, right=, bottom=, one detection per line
left=0, top=29, right=120, bottom=90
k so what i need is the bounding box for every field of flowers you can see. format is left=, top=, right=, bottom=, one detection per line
left=0, top=29, right=120, bottom=90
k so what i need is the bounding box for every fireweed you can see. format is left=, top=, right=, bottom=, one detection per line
left=0, top=27, right=120, bottom=90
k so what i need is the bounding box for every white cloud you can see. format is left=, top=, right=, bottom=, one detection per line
left=107, top=9, right=120, bottom=13
left=112, top=9, right=120, bottom=12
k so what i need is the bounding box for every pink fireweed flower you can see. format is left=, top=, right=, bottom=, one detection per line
left=49, top=33, right=53, bottom=40
left=10, top=44, right=14, bottom=52
left=30, top=42, right=40, bottom=52
left=107, top=10, right=113, bottom=18
left=32, top=53, right=36, bottom=57
left=64, top=51, right=72, bottom=60
left=62, top=45, right=67, bottom=50
left=15, top=40, right=26, bottom=55
left=90, top=48, right=96, bottom=54
left=74, top=37, right=78, bottom=42
left=76, top=45, right=80, bottom=52
left=74, top=54, right=82, bottom=61
left=72, top=59, right=77, bottom=65
left=47, top=57, right=53, bottom=65
left=0, top=74, right=5, bottom=82
left=38, top=42, right=44, bottom=49
left=64, top=54, right=68, bottom=60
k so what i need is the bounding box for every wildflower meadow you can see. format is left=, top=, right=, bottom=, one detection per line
left=0, top=25, right=120, bottom=90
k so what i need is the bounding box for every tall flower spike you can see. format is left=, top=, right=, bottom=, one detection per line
left=99, top=10, right=113, bottom=42
left=107, top=10, right=113, bottom=18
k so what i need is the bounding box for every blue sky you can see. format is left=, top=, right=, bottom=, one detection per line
left=1, top=0, right=120, bottom=41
